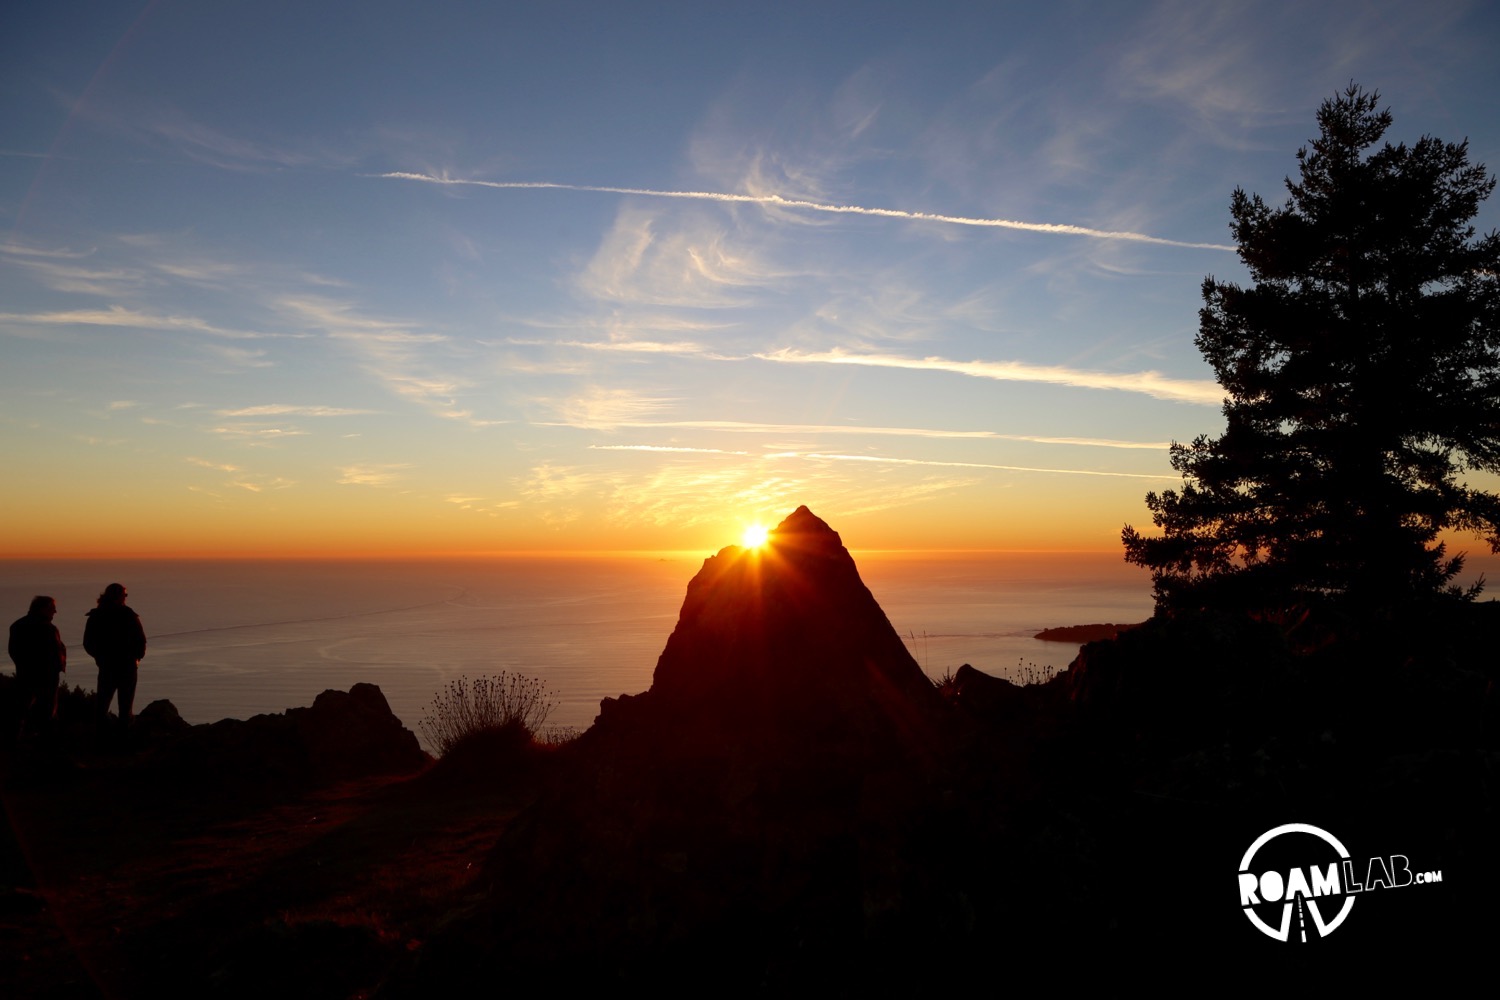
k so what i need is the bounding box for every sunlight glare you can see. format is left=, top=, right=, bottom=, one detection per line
left=741, top=523, right=769, bottom=549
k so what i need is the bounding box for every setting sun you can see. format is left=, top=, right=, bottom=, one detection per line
left=741, top=524, right=770, bottom=549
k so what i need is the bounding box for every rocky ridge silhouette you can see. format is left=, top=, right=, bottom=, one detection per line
left=397, top=506, right=960, bottom=992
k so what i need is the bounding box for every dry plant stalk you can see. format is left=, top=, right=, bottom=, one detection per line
left=417, top=672, right=557, bottom=756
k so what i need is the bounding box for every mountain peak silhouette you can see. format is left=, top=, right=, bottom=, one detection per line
left=636, top=505, right=941, bottom=750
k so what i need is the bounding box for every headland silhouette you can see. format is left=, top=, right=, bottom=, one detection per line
left=2, top=506, right=1497, bottom=994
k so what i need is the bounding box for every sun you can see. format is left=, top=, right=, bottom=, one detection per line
left=741, top=523, right=769, bottom=549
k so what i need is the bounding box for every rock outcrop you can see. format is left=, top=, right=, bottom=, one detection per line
left=610, top=504, right=944, bottom=756
left=405, top=507, right=960, bottom=993
left=155, top=682, right=428, bottom=794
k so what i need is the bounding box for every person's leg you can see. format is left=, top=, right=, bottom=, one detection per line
left=41, top=671, right=58, bottom=727
left=25, top=673, right=59, bottom=746
left=10, top=674, right=35, bottom=744
left=96, top=665, right=118, bottom=730
left=117, top=663, right=138, bottom=725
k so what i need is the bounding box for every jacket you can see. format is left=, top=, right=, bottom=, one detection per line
left=83, top=603, right=147, bottom=664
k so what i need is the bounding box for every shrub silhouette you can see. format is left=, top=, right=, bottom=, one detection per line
left=417, top=673, right=556, bottom=757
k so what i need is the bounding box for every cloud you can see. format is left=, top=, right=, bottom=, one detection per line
left=145, top=112, right=326, bottom=172
left=0, top=242, right=96, bottom=259
left=0, top=306, right=270, bottom=339
left=337, top=464, right=412, bottom=487
left=200, top=344, right=274, bottom=369
left=511, top=337, right=723, bottom=356
left=2, top=259, right=146, bottom=296
left=215, top=404, right=377, bottom=417
left=378, top=171, right=1235, bottom=251
left=211, top=424, right=308, bottom=441
left=230, top=475, right=296, bottom=493
left=759, top=347, right=1222, bottom=405
left=541, top=387, right=676, bottom=429
left=150, top=259, right=257, bottom=287
left=589, top=444, right=752, bottom=456
left=278, top=297, right=444, bottom=343
left=521, top=453, right=980, bottom=529
left=545, top=418, right=1169, bottom=450
left=576, top=205, right=783, bottom=308
left=1116, top=3, right=1290, bottom=130
left=443, top=494, right=520, bottom=514
left=277, top=297, right=499, bottom=425
left=186, top=457, right=240, bottom=472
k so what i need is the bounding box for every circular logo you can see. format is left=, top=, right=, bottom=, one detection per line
left=1238, top=823, right=1355, bottom=942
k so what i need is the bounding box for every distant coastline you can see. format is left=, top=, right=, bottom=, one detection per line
left=1034, top=621, right=1145, bottom=643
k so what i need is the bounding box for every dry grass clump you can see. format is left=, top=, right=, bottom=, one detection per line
left=417, top=673, right=557, bottom=757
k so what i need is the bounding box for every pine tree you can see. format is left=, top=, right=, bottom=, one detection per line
left=1123, top=84, right=1500, bottom=616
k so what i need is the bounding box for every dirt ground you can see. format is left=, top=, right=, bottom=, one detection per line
left=1, top=747, right=536, bottom=998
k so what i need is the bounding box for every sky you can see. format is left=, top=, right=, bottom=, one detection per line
left=4, top=1, right=1500, bottom=557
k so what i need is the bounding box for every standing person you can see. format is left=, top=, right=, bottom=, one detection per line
left=83, top=583, right=146, bottom=731
left=8, top=595, right=66, bottom=742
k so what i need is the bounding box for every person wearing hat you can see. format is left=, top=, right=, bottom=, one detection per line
left=83, top=583, right=147, bottom=730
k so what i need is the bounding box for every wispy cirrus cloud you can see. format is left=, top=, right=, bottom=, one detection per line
left=508, top=337, right=729, bottom=357
left=540, top=387, right=677, bottom=429
left=216, top=404, right=376, bottom=417
left=337, top=463, right=412, bottom=487
left=758, top=347, right=1222, bottom=405
left=589, top=444, right=752, bottom=456
left=230, top=475, right=296, bottom=493
left=277, top=296, right=500, bottom=425
left=0, top=242, right=96, bottom=259
left=0, top=305, right=274, bottom=339
left=444, top=494, right=520, bottom=515
left=199, top=344, right=274, bottom=370
left=210, top=424, right=308, bottom=441
left=186, top=457, right=240, bottom=472
left=377, top=171, right=1235, bottom=251
left=547, top=417, right=1168, bottom=450
left=2, top=259, right=146, bottom=296
left=576, top=205, right=784, bottom=308
left=589, top=442, right=1169, bottom=477
left=142, top=111, right=350, bottom=173
left=521, top=455, right=977, bottom=529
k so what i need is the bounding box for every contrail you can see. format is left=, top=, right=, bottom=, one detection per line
left=761, top=348, right=1224, bottom=406
left=766, top=451, right=1180, bottom=480
left=376, top=171, right=1234, bottom=251
left=544, top=417, right=1170, bottom=448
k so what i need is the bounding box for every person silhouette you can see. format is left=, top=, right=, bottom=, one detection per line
left=8, top=595, right=66, bottom=742
left=83, top=583, right=147, bottom=731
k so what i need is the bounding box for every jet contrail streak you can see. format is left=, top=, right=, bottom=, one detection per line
left=377, top=172, right=1234, bottom=251
left=766, top=451, right=1180, bottom=480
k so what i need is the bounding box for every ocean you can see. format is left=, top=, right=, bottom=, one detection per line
left=1, top=551, right=1156, bottom=744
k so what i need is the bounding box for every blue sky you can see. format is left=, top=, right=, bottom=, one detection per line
left=4, top=1, right=1499, bottom=555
